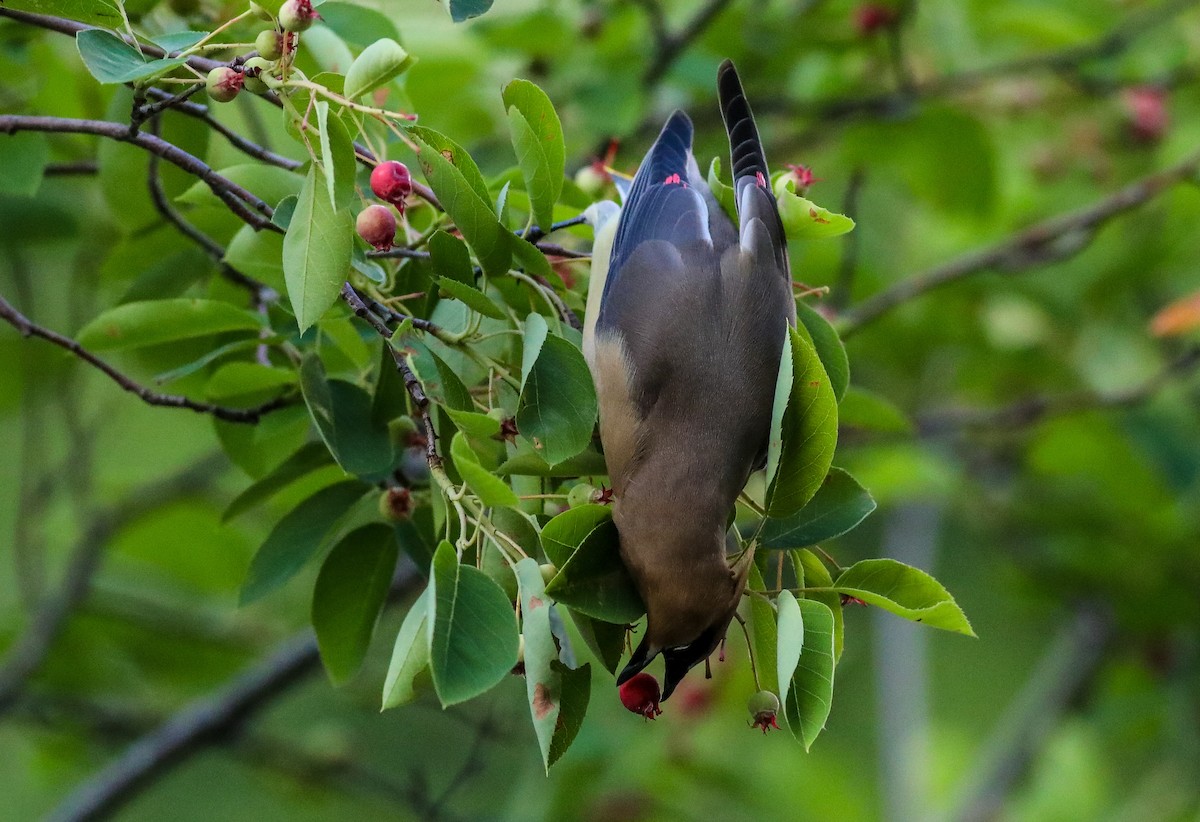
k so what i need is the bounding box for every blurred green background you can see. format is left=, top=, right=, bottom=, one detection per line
left=3, top=0, right=1200, bottom=819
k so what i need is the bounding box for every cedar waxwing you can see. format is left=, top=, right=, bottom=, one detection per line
left=582, top=60, right=796, bottom=700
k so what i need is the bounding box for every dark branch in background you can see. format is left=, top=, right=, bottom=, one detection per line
left=831, top=168, right=865, bottom=311
left=838, top=149, right=1200, bottom=335
left=46, top=633, right=323, bottom=822
left=0, top=456, right=227, bottom=714
left=341, top=284, right=441, bottom=469
left=918, top=347, right=1200, bottom=437
left=0, top=294, right=293, bottom=423
left=946, top=606, right=1114, bottom=822
left=146, top=117, right=273, bottom=302
left=143, top=89, right=302, bottom=171
left=45, top=161, right=99, bottom=176
left=132, top=83, right=206, bottom=131
left=0, top=115, right=279, bottom=233
left=521, top=214, right=588, bottom=244
left=638, top=0, right=735, bottom=87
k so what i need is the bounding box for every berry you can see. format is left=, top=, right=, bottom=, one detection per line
left=279, top=0, right=318, bottom=32
left=539, top=563, right=557, bottom=586
left=377, top=487, right=412, bottom=522
left=747, top=690, right=781, bottom=734
left=853, top=3, right=897, bottom=36
left=205, top=67, right=244, bottom=103
left=574, top=163, right=609, bottom=198
left=567, top=483, right=596, bottom=508
left=356, top=205, right=397, bottom=250
left=1123, top=86, right=1168, bottom=143
left=619, top=673, right=662, bottom=720
left=241, top=56, right=274, bottom=94
left=255, top=29, right=284, bottom=60
left=370, top=161, right=413, bottom=207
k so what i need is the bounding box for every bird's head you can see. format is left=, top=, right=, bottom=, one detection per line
left=614, top=516, right=755, bottom=701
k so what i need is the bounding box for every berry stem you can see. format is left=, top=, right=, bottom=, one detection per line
left=180, top=9, right=254, bottom=56
left=733, top=612, right=762, bottom=690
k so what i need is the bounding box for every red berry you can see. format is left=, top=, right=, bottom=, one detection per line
left=205, top=67, right=243, bottom=103
left=853, top=4, right=897, bottom=36
left=747, top=690, right=781, bottom=734
left=279, top=0, right=318, bottom=32
left=1123, top=86, right=1168, bottom=144
left=370, top=161, right=413, bottom=207
left=619, top=673, right=662, bottom=720
left=356, top=205, right=397, bottom=251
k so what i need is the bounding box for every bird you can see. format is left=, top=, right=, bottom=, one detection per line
left=582, top=60, right=795, bottom=700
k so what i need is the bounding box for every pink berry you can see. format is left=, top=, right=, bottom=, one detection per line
left=1123, top=86, right=1168, bottom=144
left=853, top=4, right=897, bottom=36
left=356, top=205, right=397, bottom=251
left=370, top=161, right=413, bottom=207
left=205, top=67, right=244, bottom=103
left=619, top=673, right=663, bottom=720
left=279, top=0, right=318, bottom=32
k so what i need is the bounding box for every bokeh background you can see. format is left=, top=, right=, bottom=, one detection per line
left=3, top=0, right=1200, bottom=819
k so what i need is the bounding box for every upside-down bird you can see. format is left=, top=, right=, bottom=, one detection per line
left=582, top=60, right=796, bottom=700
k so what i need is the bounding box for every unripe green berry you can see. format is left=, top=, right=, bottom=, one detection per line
left=574, top=164, right=608, bottom=198
left=279, top=0, right=317, bottom=32
left=255, top=29, right=283, bottom=60
left=205, top=67, right=243, bottom=103
left=539, top=563, right=557, bottom=586
left=567, top=483, right=596, bottom=508
left=486, top=408, right=507, bottom=422
left=241, top=56, right=275, bottom=94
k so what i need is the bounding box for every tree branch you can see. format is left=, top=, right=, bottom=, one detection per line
left=0, top=294, right=293, bottom=423
left=640, top=0, right=735, bottom=87
left=0, top=115, right=280, bottom=233
left=838, top=149, right=1200, bottom=335
left=918, top=347, right=1200, bottom=436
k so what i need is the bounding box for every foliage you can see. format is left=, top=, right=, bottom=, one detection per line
left=3, top=0, right=1200, bottom=818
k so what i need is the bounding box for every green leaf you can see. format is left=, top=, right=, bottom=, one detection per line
left=314, top=101, right=356, bottom=210
left=706, top=158, right=737, bottom=223
left=747, top=562, right=779, bottom=696
left=838, top=387, right=914, bottom=434
left=776, top=590, right=804, bottom=709
left=0, top=133, right=49, bottom=197
left=428, top=541, right=520, bottom=706
left=515, top=559, right=589, bottom=770
left=224, top=226, right=285, bottom=290
left=449, top=0, right=493, bottom=22
left=795, top=301, right=849, bottom=401
left=283, top=166, right=354, bottom=333
left=832, top=559, right=976, bottom=636
left=520, top=312, right=549, bottom=385
left=76, top=299, right=262, bottom=351
left=76, top=30, right=186, bottom=84
left=4, top=0, right=123, bottom=27
left=409, top=126, right=510, bottom=276
left=313, top=523, right=399, bottom=684
left=148, top=31, right=206, bottom=52
left=445, top=408, right=501, bottom=439
left=450, top=432, right=518, bottom=506
left=765, top=325, right=839, bottom=518
left=343, top=38, right=414, bottom=100
left=438, top=277, right=507, bottom=320
left=428, top=230, right=474, bottom=285
left=502, top=80, right=563, bottom=232
left=223, top=441, right=333, bottom=522
left=784, top=599, right=835, bottom=750
left=761, top=468, right=876, bottom=549
left=317, top=3, right=401, bottom=46
left=206, top=363, right=296, bottom=401
left=179, top=165, right=304, bottom=211
left=299, top=354, right=396, bottom=480
left=517, top=334, right=598, bottom=465
left=240, top=479, right=371, bottom=604
left=777, top=181, right=855, bottom=239
left=541, top=504, right=611, bottom=568
left=495, top=448, right=608, bottom=478
left=568, top=611, right=625, bottom=674
left=382, top=588, right=432, bottom=709
left=544, top=517, right=643, bottom=624
left=794, top=549, right=843, bottom=662
left=416, top=345, right=473, bottom=412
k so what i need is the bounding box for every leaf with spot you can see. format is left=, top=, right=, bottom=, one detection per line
left=777, top=179, right=855, bottom=239
left=765, top=324, right=839, bottom=518
left=516, top=559, right=591, bottom=770
left=313, top=523, right=398, bottom=684
left=761, top=468, right=876, bottom=549
left=832, top=559, right=976, bottom=636
left=795, top=301, right=849, bottom=401
left=517, top=327, right=598, bottom=465
left=428, top=541, right=520, bottom=706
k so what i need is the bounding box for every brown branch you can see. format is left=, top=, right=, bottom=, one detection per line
left=45, top=161, right=99, bottom=176
left=838, top=149, right=1200, bottom=335
left=831, top=168, right=865, bottom=310
left=918, top=347, right=1200, bottom=437
left=0, top=294, right=292, bottom=423
left=0, top=115, right=280, bottom=232
left=640, top=0, right=735, bottom=87
left=341, top=283, right=442, bottom=469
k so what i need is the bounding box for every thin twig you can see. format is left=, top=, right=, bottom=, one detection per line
left=44, top=161, right=99, bottom=176
left=146, top=117, right=273, bottom=301
left=0, top=294, right=292, bottom=423
left=831, top=168, right=865, bottom=311
left=640, top=0, right=735, bottom=87
left=0, top=115, right=279, bottom=232
left=144, top=89, right=302, bottom=171
left=838, top=148, right=1200, bottom=335
left=521, top=214, right=589, bottom=244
